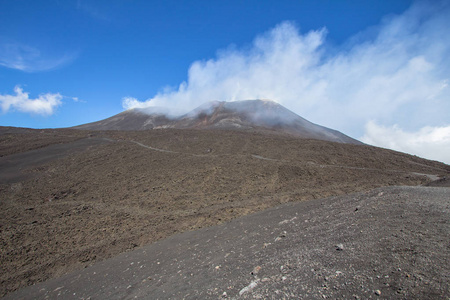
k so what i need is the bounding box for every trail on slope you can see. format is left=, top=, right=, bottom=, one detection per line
left=129, top=140, right=443, bottom=182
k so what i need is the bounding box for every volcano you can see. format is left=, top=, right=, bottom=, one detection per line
left=2, top=116, right=449, bottom=297
left=74, top=100, right=361, bottom=144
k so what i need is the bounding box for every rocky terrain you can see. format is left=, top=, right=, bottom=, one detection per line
left=73, top=100, right=361, bottom=144
left=0, top=125, right=449, bottom=298
left=5, top=185, right=449, bottom=299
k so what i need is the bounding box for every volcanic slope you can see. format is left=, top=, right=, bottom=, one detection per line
left=73, top=100, right=361, bottom=144
left=0, top=127, right=449, bottom=297
left=6, top=186, right=449, bottom=299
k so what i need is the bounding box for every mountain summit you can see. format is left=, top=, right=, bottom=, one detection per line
left=74, top=100, right=361, bottom=144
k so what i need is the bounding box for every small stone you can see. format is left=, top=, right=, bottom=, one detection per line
left=275, top=231, right=287, bottom=242
left=375, top=290, right=381, bottom=296
left=222, top=291, right=227, bottom=298
left=251, top=266, right=262, bottom=275
left=335, top=244, right=344, bottom=251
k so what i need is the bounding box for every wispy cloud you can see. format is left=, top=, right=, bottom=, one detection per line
left=76, top=0, right=111, bottom=21
left=362, top=121, right=450, bottom=164
left=0, top=86, right=63, bottom=116
left=0, top=42, right=77, bottom=72
left=124, top=0, right=450, bottom=163
left=71, top=96, right=86, bottom=103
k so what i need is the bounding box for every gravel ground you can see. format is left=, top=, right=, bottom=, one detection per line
left=5, top=185, right=449, bottom=299
left=1, top=127, right=449, bottom=297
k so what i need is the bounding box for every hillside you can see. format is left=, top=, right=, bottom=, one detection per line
left=5, top=186, right=449, bottom=299
left=0, top=126, right=448, bottom=296
left=73, top=100, right=361, bottom=144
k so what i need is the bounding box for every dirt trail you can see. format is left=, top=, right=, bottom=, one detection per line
left=131, top=141, right=178, bottom=153
left=131, top=140, right=443, bottom=184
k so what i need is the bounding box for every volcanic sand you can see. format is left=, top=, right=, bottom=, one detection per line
left=0, top=127, right=449, bottom=296
left=5, top=185, right=449, bottom=299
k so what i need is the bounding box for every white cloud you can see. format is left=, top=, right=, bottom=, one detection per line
left=71, top=96, right=86, bottom=103
left=0, top=86, right=63, bottom=116
left=0, top=42, right=77, bottom=72
left=362, top=121, right=450, bottom=164
left=123, top=0, right=450, bottom=163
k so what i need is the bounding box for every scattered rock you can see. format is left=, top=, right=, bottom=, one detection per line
left=251, top=266, right=262, bottom=275
left=238, top=280, right=259, bottom=296
left=275, top=231, right=287, bottom=242
left=335, top=243, right=344, bottom=251
left=375, top=289, right=381, bottom=296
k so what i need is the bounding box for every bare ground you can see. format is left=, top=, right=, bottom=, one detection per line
left=4, top=186, right=449, bottom=299
left=0, top=127, right=449, bottom=297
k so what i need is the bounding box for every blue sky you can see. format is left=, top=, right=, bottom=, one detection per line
left=1, top=0, right=450, bottom=164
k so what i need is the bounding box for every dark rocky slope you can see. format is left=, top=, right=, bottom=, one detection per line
left=5, top=186, right=449, bottom=299
left=73, top=100, right=361, bottom=144
left=0, top=127, right=448, bottom=296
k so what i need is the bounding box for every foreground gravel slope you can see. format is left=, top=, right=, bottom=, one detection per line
left=6, top=185, right=449, bottom=299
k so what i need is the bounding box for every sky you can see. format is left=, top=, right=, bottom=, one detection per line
left=1, top=0, right=449, bottom=164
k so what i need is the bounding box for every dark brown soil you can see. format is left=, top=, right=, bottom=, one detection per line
left=0, top=127, right=449, bottom=297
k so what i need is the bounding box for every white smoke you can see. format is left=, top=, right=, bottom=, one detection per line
left=123, top=1, right=450, bottom=164
left=362, top=121, right=450, bottom=164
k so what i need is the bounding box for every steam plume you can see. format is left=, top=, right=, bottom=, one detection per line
left=123, top=1, right=450, bottom=163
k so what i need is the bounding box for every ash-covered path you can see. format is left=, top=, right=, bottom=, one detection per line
left=130, top=140, right=442, bottom=183
left=5, top=186, right=449, bottom=300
